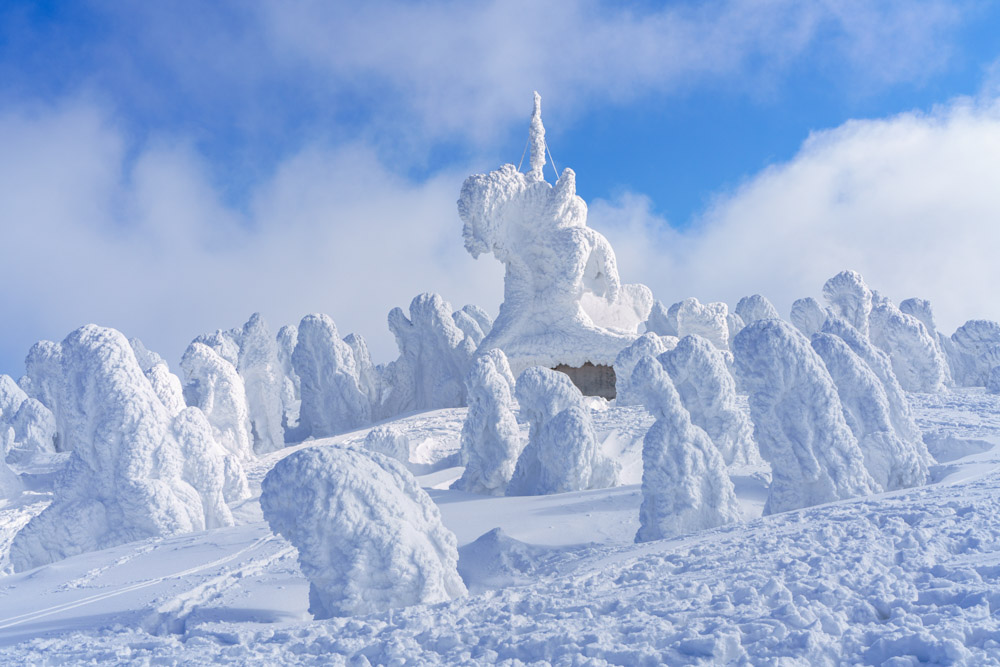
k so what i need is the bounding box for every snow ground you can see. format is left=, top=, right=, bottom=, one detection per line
left=1, top=392, right=999, bottom=664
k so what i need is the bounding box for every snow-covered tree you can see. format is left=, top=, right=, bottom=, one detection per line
left=674, top=297, right=730, bottom=350
left=453, top=349, right=522, bottom=496
left=726, top=312, right=746, bottom=342
left=0, top=428, right=23, bottom=498
left=868, top=302, right=948, bottom=393
left=790, top=297, right=828, bottom=338
left=660, top=335, right=757, bottom=465
left=947, top=320, right=1000, bottom=387
left=181, top=342, right=254, bottom=468
left=451, top=304, right=493, bottom=348
left=822, top=270, right=873, bottom=337
left=735, top=294, right=779, bottom=325
left=899, top=297, right=953, bottom=385
left=260, top=446, right=467, bottom=619
left=0, top=375, right=57, bottom=461
left=614, top=333, right=676, bottom=407
left=507, top=367, right=618, bottom=495
left=237, top=313, right=286, bottom=454
left=643, top=300, right=678, bottom=337
left=276, top=324, right=300, bottom=432
left=732, top=320, right=877, bottom=515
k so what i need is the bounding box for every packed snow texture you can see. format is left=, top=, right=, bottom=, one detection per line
left=180, top=342, right=254, bottom=465
left=458, top=93, right=651, bottom=373
left=674, top=297, right=730, bottom=350
left=868, top=302, right=948, bottom=393
left=734, top=294, right=779, bottom=325
left=631, top=356, right=740, bottom=542
left=810, top=333, right=929, bottom=491
left=237, top=313, right=286, bottom=455
left=507, top=367, right=618, bottom=495
left=363, top=425, right=410, bottom=464
left=822, top=270, right=873, bottom=337
left=948, top=319, right=1000, bottom=387
left=790, top=296, right=828, bottom=338
left=732, top=320, right=877, bottom=514
left=259, top=446, right=467, bottom=619
left=660, top=335, right=757, bottom=466
left=613, top=333, right=676, bottom=407
left=292, top=314, right=370, bottom=439
left=9, top=325, right=240, bottom=572
left=453, top=349, right=522, bottom=496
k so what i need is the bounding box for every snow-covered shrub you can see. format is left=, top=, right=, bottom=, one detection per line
left=453, top=349, right=522, bottom=496
left=378, top=293, right=476, bottom=418
left=735, top=294, right=779, bottom=325
left=363, top=425, right=410, bottom=464
left=675, top=297, right=730, bottom=350
left=631, top=356, right=740, bottom=542
left=452, top=304, right=493, bottom=348
left=10, top=325, right=241, bottom=572
left=822, top=270, right=873, bottom=337
left=237, top=313, right=285, bottom=454
left=868, top=302, right=948, bottom=393
left=293, top=314, right=370, bottom=438
left=643, top=300, right=678, bottom=337
left=181, top=342, right=254, bottom=464
left=948, top=320, right=1000, bottom=387
left=614, top=333, right=676, bottom=407
left=660, top=335, right=757, bottom=465
left=507, top=367, right=618, bottom=495
left=811, top=333, right=928, bottom=490
left=260, top=446, right=467, bottom=619
left=732, top=320, right=877, bottom=515
left=276, top=324, right=300, bottom=432
left=790, top=297, right=828, bottom=338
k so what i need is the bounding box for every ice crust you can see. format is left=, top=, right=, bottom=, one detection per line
left=613, top=333, right=676, bottom=407
left=507, top=367, right=618, bottom=495
left=260, top=446, right=467, bottom=619
left=632, top=356, right=740, bottom=542
left=732, top=320, right=877, bottom=514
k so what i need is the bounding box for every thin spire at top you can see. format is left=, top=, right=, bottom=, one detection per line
left=527, top=91, right=546, bottom=182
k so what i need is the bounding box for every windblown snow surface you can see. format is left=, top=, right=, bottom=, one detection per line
left=1, top=391, right=1000, bottom=664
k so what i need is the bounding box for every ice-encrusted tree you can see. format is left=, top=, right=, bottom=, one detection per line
left=987, top=366, right=1000, bottom=394
left=363, top=425, right=410, bottom=464
left=631, top=356, right=740, bottom=542
left=899, top=297, right=953, bottom=385
left=0, top=375, right=57, bottom=461
left=131, top=338, right=186, bottom=416
left=9, top=325, right=242, bottom=572
left=192, top=328, right=241, bottom=368
left=947, top=320, right=1000, bottom=387
left=726, top=312, right=746, bottom=342
left=822, top=270, right=873, bottom=337
left=643, top=300, right=678, bottom=337
left=20, top=340, right=62, bottom=416
left=790, top=297, right=828, bottom=338
left=276, top=324, right=300, bottom=432
left=0, top=429, right=23, bottom=497
left=453, top=349, right=522, bottom=496
left=674, top=297, right=730, bottom=350
left=293, top=314, right=370, bottom=439
left=452, top=304, right=493, bottom=348
left=732, top=320, right=877, bottom=515
left=735, top=294, right=780, bottom=325
left=237, top=313, right=286, bottom=454
left=260, top=446, right=467, bottom=619
left=507, top=367, right=618, bottom=495
left=614, top=333, right=676, bottom=407
left=660, top=335, right=757, bottom=465
left=811, top=333, right=929, bottom=490
left=344, top=333, right=379, bottom=416
left=868, top=302, right=948, bottom=393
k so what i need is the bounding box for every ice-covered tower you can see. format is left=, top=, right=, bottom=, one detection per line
left=458, top=93, right=653, bottom=397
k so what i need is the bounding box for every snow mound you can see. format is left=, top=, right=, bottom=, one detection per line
left=674, top=297, right=730, bottom=350
left=292, top=314, right=370, bottom=438
left=237, top=313, right=285, bottom=454
left=613, top=333, right=676, bottom=407
left=363, top=425, right=410, bottom=463
left=822, top=270, right=873, bottom=337
left=868, top=302, right=948, bottom=393
left=660, top=335, right=757, bottom=465
left=948, top=319, right=1000, bottom=387
left=734, top=294, right=779, bottom=325
left=458, top=93, right=650, bottom=374
left=811, top=333, right=928, bottom=490
left=180, top=342, right=254, bottom=465
left=790, top=297, right=828, bottom=338
left=732, top=320, right=877, bottom=514
left=507, top=367, right=618, bottom=495
left=453, top=349, right=522, bottom=496
left=10, top=325, right=240, bottom=572
left=260, top=446, right=467, bottom=619
left=631, top=356, right=740, bottom=542
left=457, top=527, right=551, bottom=594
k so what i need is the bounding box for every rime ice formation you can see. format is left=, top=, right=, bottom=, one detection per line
left=453, top=349, right=522, bottom=496
left=452, top=304, right=494, bottom=348
left=726, top=313, right=746, bottom=342
left=674, top=298, right=730, bottom=350
left=192, top=329, right=241, bottom=368
left=0, top=374, right=27, bottom=425
left=507, top=367, right=618, bottom=495
left=735, top=295, right=779, bottom=325
left=237, top=313, right=286, bottom=455
left=613, top=333, right=677, bottom=407
left=379, top=293, right=476, bottom=418
left=643, top=300, right=678, bottom=337
left=822, top=270, right=873, bottom=337
left=20, top=340, right=62, bottom=416
left=732, top=320, right=877, bottom=515
left=790, top=297, right=828, bottom=338
left=947, top=320, right=1000, bottom=387
left=811, top=333, right=928, bottom=490
left=7, top=398, right=57, bottom=461
left=457, top=93, right=652, bottom=374
left=276, top=324, right=300, bottom=432
left=260, top=446, right=467, bottom=619
left=899, top=297, right=953, bottom=385
left=129, top=338, right=186, bottom=416
left=631, top=356, right=740, bottom=542
left=293, top=314, right=370, bottom=439
left=363, top=425, right=410, bottom=464
left=9, top=325, right=239, bottom=572
left=868, top=302, right=948, bottom=393
left=344, top=333, right=379, bottom=416
left=181, top=343, right=254, bottom=467
left=660, top=335, right=757, bottom=466
left=0, top=429, right=23, bottom=497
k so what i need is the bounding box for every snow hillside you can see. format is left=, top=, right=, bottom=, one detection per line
left=1, top=392, right=999, bottom=663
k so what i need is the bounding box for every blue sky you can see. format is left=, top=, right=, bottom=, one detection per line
left=2, top=1, right=1000, bottom=375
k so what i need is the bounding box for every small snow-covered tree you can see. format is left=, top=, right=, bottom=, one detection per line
left=899, top=297, right=953, bottom=385
left=868, top=302, right=948, bottom=393
left=0, top=375, right=57, bottom=461
left=674, top=297, right=730, bottom=350
left=660, top=335, right=757, bottom=465
left=276, top=324, right=300, bottom=432
left=732, top=320, right=877, bottom=515
left=947, top=320, right=1000, bottom=387
left=260, top=446, right=467, bottom=619
left=614, top=333, right=676, bottom=407
left=507, top=367, right=618, bottom=495
left=735, top=294, right=779, bottom=325
left=643, top=300, right=678, bottom=337
left=238, top=313, right=286, bottom=454
left=790, top=297, right=828, bottom=338
left=811, top=333, right=928, bottom=490
left=451, top=304, right=493, bottom=347
left=363, top=425, right=410, bottom=464
left=453, top=349, right=522, bottom=496
left=181, top=342, right=254, bottom=466
left=631, top=356, right=740, bottom=542
left=822, top=270, right=873, bottom=337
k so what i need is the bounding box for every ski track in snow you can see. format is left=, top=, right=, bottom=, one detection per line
left=1, top=397, right=1000, bottom=663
